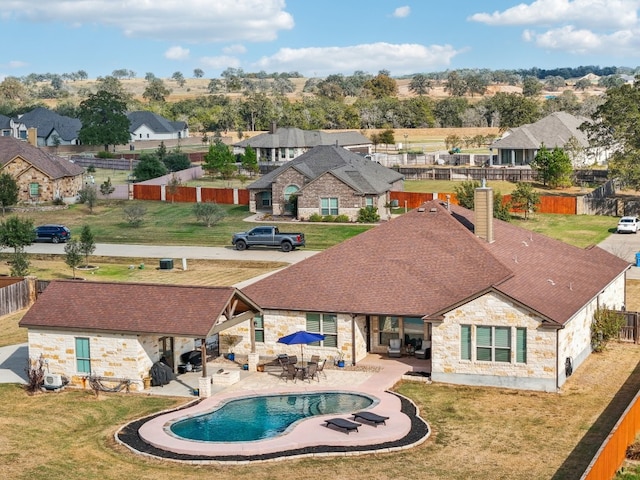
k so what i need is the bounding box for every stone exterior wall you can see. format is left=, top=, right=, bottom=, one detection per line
left=27, top=329, right=199, bottom=392
left=271, top=168, right=306, bottom=216
left=431, top=292, right=559, bottom=392
left=297, top=173, right=375, bottom=222
left=2, top=156, right=83, bottom=202
left=222, top=311, right=366, bottom=365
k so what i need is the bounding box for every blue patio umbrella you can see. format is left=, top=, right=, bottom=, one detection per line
left=277, top=330, right=325, bottom=363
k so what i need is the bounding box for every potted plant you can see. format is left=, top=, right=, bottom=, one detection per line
left=336, top=350, right=345, bottom=368
left=222, top=334, right=236, bottom=361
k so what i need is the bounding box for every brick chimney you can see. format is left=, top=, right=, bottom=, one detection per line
left=474, top=181, right=494, bottom=243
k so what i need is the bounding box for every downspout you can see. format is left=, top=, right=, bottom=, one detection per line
left=351, top=314, right=357, bottom=366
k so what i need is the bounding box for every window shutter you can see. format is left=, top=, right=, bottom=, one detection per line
left=516, top=328, right=527, bottom=363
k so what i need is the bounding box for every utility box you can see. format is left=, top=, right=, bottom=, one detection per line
left=159, top=258, right=174, bottom=270
left=636, top=252, right=640, bottom=268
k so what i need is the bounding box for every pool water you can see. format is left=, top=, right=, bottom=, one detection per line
left=169, top=392, right=375, bottom=442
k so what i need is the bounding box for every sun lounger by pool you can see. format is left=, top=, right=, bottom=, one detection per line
left=323, top=418, right=362, bottom=434
left=352, top=411, right=389, bottom=426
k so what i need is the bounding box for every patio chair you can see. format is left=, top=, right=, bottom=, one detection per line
left=310, top=354, right=320, bottom=364
left=415, top=340, right=431, bottom=359
left=301, top=362, right=319, bottom=382
left=387, top=338, right=401, bottom=357
left=284, top=363, right=298, bottom=383
left=288, top=355, right=298, bottom=365
left=316, top=359, right=327, bottom=379
left=278, top=358, right=292, bottom=381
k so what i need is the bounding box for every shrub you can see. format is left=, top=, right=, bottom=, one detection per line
left=123, top=204, right=147, bottom=227
left=193, top=201, right=226, bottom=227
left=52, top=197, right=65, bottom=206
left=96, top=151, right=115, bottom=159
left=308, top=213, right=323, bottom=222
left=334, top=214, right=350, bottom=223
left=357, top=206, right=380, bottom=223
left=591, top=306, right=624, bottom=352
left=321, top=215, right=335, bottom=222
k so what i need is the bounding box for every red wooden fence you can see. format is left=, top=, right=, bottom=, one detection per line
left=133, top=184, right=161, bottom=201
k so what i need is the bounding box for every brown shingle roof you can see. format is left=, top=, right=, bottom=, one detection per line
left=19, top=281, right=260, bottom=337
left=244, top=200, right=629, bottom=325
left=0, top=136, right=84, bottom=178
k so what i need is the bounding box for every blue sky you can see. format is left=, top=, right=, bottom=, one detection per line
left=2, top=0, right=640, bottom=80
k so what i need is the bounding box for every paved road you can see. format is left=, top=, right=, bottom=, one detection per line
left=25, top=242, right=321, bottom=264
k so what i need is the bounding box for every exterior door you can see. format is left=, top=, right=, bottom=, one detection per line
left=160, top=337, right=174, bottom=369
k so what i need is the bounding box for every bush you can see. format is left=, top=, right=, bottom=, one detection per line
left=591, top=306, right=624, bottom=352
left=193, top=201, right=226, bottom=227
left=52, top=197, right=65, bottom=206
left=96, top=151, right=115, bottom=159
left=308, top=213, right=323, bottom=222
left=123, top=204, right=147, bottom=227
left=321, top=215, right=335, bottom=222
left=357, top=206, right=380, bottom=223
left=334, top=214, right=350, bottom=223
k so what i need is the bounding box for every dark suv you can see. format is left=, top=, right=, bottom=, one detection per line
left=35, top=224, right=71, bottom=243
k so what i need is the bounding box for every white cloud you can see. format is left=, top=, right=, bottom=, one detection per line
left=524, top=25, right=640, bottom=54
left=164, top=46, right=190, bottom=60
left=393, top=6, right=411, bottom=18
left=470, top=0, right=639, bottom=29
left=1, top=0, right=294, bottom=43
left=223, top=44, right=247, bottom=55
left=200, top=56, right=242, bottom=70
left=8, top=60, right=28, bottom=69
left=254, top=43, right=461, bottom=77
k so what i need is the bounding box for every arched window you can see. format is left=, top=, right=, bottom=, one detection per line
left=284, top=185, right=299, bottom=202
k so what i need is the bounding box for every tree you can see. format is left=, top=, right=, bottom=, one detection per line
left=0, top=173, right=19, bottom=215
left=582, top=77, right=640, bottom=190
left=453, top=180, right=511, bottom=221
left=133, top=153, right=168, bottom=182
left=409, top=74, right=433, bottom=96
left=530, top=145, right=573, bottom=188
left=241, top=146, right=259, bottom=176
left=591, top=306, right=625, bottom=352
left=378, top=129, right=395, bottom=147
left=363, top=72, right=398, bottom=99
left=171, top=71, right=185, bottom=87
left=193, top=201, right=227, bottom=227
left=0, top=216, right=35, bottom=276
left=64, top=239, right=83, bottom=279
left=522, top=76, right=543, bottom=97
left=574, top=78, right=592, bottom=91
left=123, top=204, right=147, bottom=227
left=193, top=68, right=204, bottom=78
left=166, top=174, right=181, bottom=203
left=143, top=78, right=172, bottom=102
left=510, top=182, right=540, bottom=219
left=203, top=140, right=236, bottom=179
left=163, top=151, right=191, bottom=172
left=95, top=76, right=132, bottom=103
left=99, top=177, right=115, bottom=202
left=78, top=90, right=131, bottom=151
left=465, top=73, right=488, bottom=97
left=79, top=225, right=96, bottom=267
left=77, top=185, right=98, bottom=213
left=444, top=71, right=468, bottom=97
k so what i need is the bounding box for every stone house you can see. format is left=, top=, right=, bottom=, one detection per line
left=10, top=107, right=82, bottom=146
left=0, top=136, right=84, bottom=203
left=233, top=125, right=372, bottom=162
left=489, top=111, right=608, bottom=167
left=19, top=281, right=261, bottom=392
left=247, top=144, right=404, bottom=221
left=239, top=188, right=629, bottom=392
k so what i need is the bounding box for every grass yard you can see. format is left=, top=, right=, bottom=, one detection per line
left=1, top=341, right=639, bottom=479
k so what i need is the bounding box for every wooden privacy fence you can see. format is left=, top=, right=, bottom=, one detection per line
left=0, top=278, right=31, bottom=316
left=581, top=387, right=640, bottom=480
left=390, top=191, right=577, bottom=214
left=132, top=184, right=249, bottom=205
left=619, top=312, right=640, bottom=344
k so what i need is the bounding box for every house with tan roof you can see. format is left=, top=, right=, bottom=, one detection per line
left=248, top=144, right=404, bottom=220
left=489, top=111, right=607, bottom=167
left=239, top=187, right=629, bottom=392
left=233, top=125, right=372, bottom=163
left=0, top=136, right=84, bottom=202
left=19, top=282, right=261, bottom=392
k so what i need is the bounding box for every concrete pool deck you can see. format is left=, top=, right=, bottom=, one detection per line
left=124, top=354, right=431, bottom=462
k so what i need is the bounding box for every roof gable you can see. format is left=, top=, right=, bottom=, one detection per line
left=235, top=127, right=371, bottom=149
left=16, top=107, right=81, bottom=141
left=127, top=111, right=185, bottom=134
left=0, top=137, right=84, bottom=178
left=19, top=281, right=261, bottom=338
left=491, top=112, right=590, bottom=150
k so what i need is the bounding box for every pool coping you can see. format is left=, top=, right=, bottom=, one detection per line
left=115, top=391, right=430, bottom=464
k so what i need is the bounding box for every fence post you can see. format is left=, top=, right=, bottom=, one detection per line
left=196, top=186, right=202, bottom=203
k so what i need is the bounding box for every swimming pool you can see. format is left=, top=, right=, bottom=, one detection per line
left=169, top=392, right=375, bottom=442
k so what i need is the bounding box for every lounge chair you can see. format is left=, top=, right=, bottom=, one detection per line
left=387, top=338, right=401, bottom=357
left=324, top=417, right=362, bottom=434
left=415, top=340, right=431, bottom=359
left=352, top=411, right=389, bottom=426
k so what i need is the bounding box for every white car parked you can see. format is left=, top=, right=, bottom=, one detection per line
left=617, top=216, right=639, bottom=234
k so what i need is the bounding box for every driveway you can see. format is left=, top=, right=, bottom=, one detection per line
left=0, top=343, right=28, bottom=384
left=597, top=233, right=640, bottom=279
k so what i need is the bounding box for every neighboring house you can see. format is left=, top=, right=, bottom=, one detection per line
left=247, top=144, right=404, bottom=220
left=127, top=111, right=189, bottom=142
left=0, top=114, right=11, bottom=137
left=233, top=125, right=373, bottom=162
left=19, top=281, right=261, bottom=392
left=489, top=111, right=606, bottom=167
left=239, top=188, right=629, bottom=392
left=11, top=107, right=81, bottom=146
left=0, top=136, right=84, bottom=202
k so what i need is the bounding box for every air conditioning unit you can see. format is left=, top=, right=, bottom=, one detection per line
left=43, top=373, right=63, bottom=389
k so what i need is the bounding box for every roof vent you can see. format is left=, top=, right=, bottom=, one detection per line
left=418, top=207, right=426, bottom=212
left=430, top=208, right=437, bottom=213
